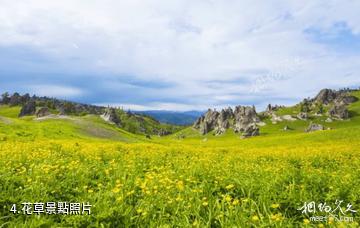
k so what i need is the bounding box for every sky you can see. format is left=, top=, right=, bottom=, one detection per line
left=1, top=0, right=360, bottom=111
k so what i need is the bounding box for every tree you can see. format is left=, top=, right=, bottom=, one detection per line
left=300, top=99, right=310, bottom=113
left=9, top=92, right=21, bottom=106
left=21, top=93, right=31, bottom=104
left=1, top=92, right=10, bottom=104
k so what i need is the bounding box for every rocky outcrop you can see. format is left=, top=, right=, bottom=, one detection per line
left=193, top=109, right=218, bottom=135
left=36, top=107, right=51, bottom=117
left=241, top=123, right=259, bottom=137
left=297, top=112, right=309, bottom=120
left=214, top=108, right=233, bottom=135
left=233, top=106, right=259, bottom=135
left=306, top=123, right=325, bottom=132
left=101, top=108, right=121, bottom=126
left=334, top=94, right=358, bottom=105
left=328, top=104, right=349, bottom=119
left=313, top=88, right=358, bottom=105
left=266, top=104, right=284, bottom=113
left=293, top=88, right=358, bottom=121
left=19, top=100, right=36, bottom=117
left=314, top=89, right=339, bottom=105
left=193, top=105, right=260, bottom=137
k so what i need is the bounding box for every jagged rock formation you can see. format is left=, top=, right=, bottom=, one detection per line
left=241, top=124, right=259, bottom=137
left=214, top=108, right=233, bottom=135
left=19, top=100, right=36, bottom=117
left=233, top=106, right=259, bottom=134
left=313, top=89, right=358, bottom=105
left=313, top=89, right=339, bottom=105
left=193, top=106, right=260, bottom=137
left=328, top=104, right=349, bottom=119
left=336, top=95, right=358, bottom=105
left=36, top=107, right=51, bottom=117
left=266, top=104, right=283, bottom=113
left=309, top=88, right=357, bottom=120
left=197, top=109, right=219, bottom=135
left=101, top=108, right=121, bottom=126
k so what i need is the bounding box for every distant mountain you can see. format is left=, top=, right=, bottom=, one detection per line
left=134, top=110, right=204, bottom=126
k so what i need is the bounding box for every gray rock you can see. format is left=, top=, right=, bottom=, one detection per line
left=328, top=104, right=349, bottom=119
left=193, top=105, right=260, bottom=137
left=334, top=95, right=358, bottom=105
left=241, top=123, right=259, bottom=137
left=19, top=100, right=36, bottom=117
left=306, top=123, right=325, bottom=132
left=233, top=105, right=259, bottom=133
left=193, top=116, right=204, bottom=129
left=101, top=108, right=121, bottom=126
left=214, top=108, right=232, bottom=135
left=266, top=104, right=283, bottom=113
left=314, top=88, right=357, bottom=106
left=297, top=112, right=309, bottom=120
left=36, top=107, right=51, bottom=117
left=314, top=89, right=338, bottom=105
left=194, top=109, right=220, bottom=135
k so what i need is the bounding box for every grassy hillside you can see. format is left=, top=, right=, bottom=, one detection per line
left=168, top=90, right=360, bottom=141
left=115, top=109, right=184, bottom=136
left=0, top=106, right=147, bottom=142
left=0, top=91, right=359, bottom=227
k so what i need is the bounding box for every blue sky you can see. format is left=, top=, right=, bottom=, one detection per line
left=1, top=0, right=360, bottom=111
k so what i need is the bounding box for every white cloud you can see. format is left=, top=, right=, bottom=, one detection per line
left=0, top=0, right=360, bottom=110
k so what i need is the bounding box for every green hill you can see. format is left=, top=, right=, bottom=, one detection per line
left=0, top=92, right=184, bottom=138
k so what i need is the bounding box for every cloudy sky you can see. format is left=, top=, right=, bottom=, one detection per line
left=1, top=0, right=360, bottom=111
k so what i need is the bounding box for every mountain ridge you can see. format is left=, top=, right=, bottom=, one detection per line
left=134, top=110, right=204, bottom=126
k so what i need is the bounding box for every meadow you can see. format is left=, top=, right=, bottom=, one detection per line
left=1, top=92, right=360, bottom=227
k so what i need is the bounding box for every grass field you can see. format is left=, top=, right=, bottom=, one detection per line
left=1, top=91, right=360, bottom=227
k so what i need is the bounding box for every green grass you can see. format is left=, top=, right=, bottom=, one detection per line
left=0, top=105, right=21, bottom=118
